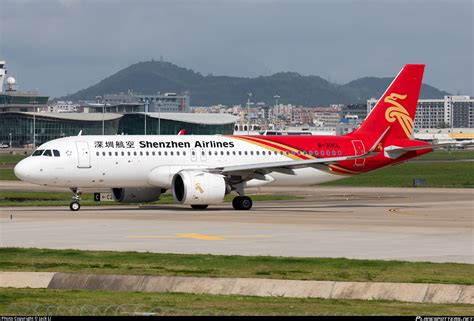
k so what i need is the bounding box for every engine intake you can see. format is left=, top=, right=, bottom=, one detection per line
left=172, top=171, right=226, bottom=205
left=112, top=187, right=163, bottom=203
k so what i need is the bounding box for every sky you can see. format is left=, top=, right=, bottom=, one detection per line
left=0, top=0, right=472, bottom=98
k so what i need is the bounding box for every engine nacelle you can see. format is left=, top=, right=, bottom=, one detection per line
left=172, top=171, right=227, bottom=205
left=112, top=187, right=163, bottom=203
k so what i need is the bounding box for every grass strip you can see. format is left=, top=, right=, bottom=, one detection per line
left=416, top=150, right=474, bottom=161
left=0, top=155, right=26, bottom=164
left=0, top=248, right=472, bottom=285
left=0, top=288, right=472, bottom=316
left=321, top=161, right=474, bottom=187
left=0, top=169, right=17, bottom=180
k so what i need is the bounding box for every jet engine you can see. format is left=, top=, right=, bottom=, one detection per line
left=172, top=171, right=228, bottom=205
left=112, top=187, right=163, bottom=203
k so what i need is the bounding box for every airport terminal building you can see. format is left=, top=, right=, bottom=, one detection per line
left=0, top=111, right=237, bottom=148
left=0, top=112, right=122, bottom=147
left=0, top=60, right=237, bottom=148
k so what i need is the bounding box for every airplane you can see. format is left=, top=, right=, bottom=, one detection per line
left=14, top=64, right=449, bottom=211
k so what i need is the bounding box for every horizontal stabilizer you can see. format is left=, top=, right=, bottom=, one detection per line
left=384, top=142, right=462, bottom=159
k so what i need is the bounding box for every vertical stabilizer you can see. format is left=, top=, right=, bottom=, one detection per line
left=350, top=64, right=425, bottom=144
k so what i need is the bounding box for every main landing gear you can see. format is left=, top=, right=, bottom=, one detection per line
left=69, top=187, right=82, bottom=211
left=232, top=196, right=253, bottom=210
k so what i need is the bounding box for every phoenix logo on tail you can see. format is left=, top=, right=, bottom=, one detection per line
left=384, top=93, right=413, bottom=138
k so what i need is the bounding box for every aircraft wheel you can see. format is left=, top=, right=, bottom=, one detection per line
left=232, top=196, right=241, bottom=210
left=233, top=196, right=252, bottom=210
left=191, top=204, right=208, bottom=210
left=69, top=201, right=81, bottom=211
left=240, top=196, right=252, bottom=210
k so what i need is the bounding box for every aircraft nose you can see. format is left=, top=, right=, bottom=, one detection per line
left=14, top=159, right=30, bottom=181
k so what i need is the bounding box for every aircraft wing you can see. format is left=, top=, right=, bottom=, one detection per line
left=210, top=151, right=377, bottom=177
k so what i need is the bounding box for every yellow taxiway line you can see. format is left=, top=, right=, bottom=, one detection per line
left=127, top=233, right=272, bottom=241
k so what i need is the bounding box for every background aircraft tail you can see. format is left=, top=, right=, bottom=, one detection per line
left=350, top=64, right=425, bottom=146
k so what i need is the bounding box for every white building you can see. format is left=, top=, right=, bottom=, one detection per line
left=367, top=96, right=474, bottom=129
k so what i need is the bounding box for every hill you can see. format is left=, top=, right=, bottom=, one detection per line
left=60, top=61, right=450, bottom=106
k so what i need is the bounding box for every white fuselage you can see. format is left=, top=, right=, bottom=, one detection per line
left=14, top=135, right=344, bottom=189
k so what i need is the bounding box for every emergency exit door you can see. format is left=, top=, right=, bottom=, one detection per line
left=351, top=140, right=365, bottom=167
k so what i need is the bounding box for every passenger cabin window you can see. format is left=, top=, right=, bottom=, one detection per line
left=43, top=150, right=52, bottom=157
left=53, top=150, right=60, bottom=157
left=32, top=150, right=44, bottom=156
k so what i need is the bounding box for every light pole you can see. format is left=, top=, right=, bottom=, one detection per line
left=158, top=101, right=162, bottom=135
left=144, top=99, right=149, bottom=135
left=102, top=102, right=105, bottom=135
left=33, top=113, right=36, bottom=149
left=247, top=92, right=252, bottom=135
left=273, top=95, right=280, bottom=129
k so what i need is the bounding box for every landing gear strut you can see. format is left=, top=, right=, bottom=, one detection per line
left=232, top=196, right=252, bottom=210
left=69, top=187, right=82, bottom=211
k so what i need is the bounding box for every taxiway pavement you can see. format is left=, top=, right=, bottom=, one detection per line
left=1, top=186, right=473, bottom=263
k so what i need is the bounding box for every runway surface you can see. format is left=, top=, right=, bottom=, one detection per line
left=1, top=185, right=473, bottom=263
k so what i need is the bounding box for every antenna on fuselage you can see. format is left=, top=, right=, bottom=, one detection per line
left=77, top=130, right=82, bottom=136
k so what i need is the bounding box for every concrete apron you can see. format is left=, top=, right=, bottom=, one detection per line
left=1, top=272, right=472, bottom=304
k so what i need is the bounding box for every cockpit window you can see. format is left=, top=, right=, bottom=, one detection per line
left=53, top=150, right=60, bottom=157
left=43, top=150, right=52, bottom=157
left=32, top=149, right=44, bottom=156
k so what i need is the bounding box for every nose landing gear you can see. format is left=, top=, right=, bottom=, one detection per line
left=69, top=187, right=82, bottom=211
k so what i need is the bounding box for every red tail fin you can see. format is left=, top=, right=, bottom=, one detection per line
left=350, top=64, right=425, bottom=144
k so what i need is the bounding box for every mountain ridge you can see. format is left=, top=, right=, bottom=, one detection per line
left=59, top=61, right=451, bottom=106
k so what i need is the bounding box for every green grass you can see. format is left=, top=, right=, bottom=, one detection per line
left=0, top=154, right=26, bottom=164
left=0, top=288, right=471, bottom=316
left=0, top=191, right=302, bottom=207
left=1, top=248, right=472, bottom=285
left=0, top=169, right=16, bottom=180
left=416, top=150, right=474, bottom=161
left=322, top=161, right=474, bottom=187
